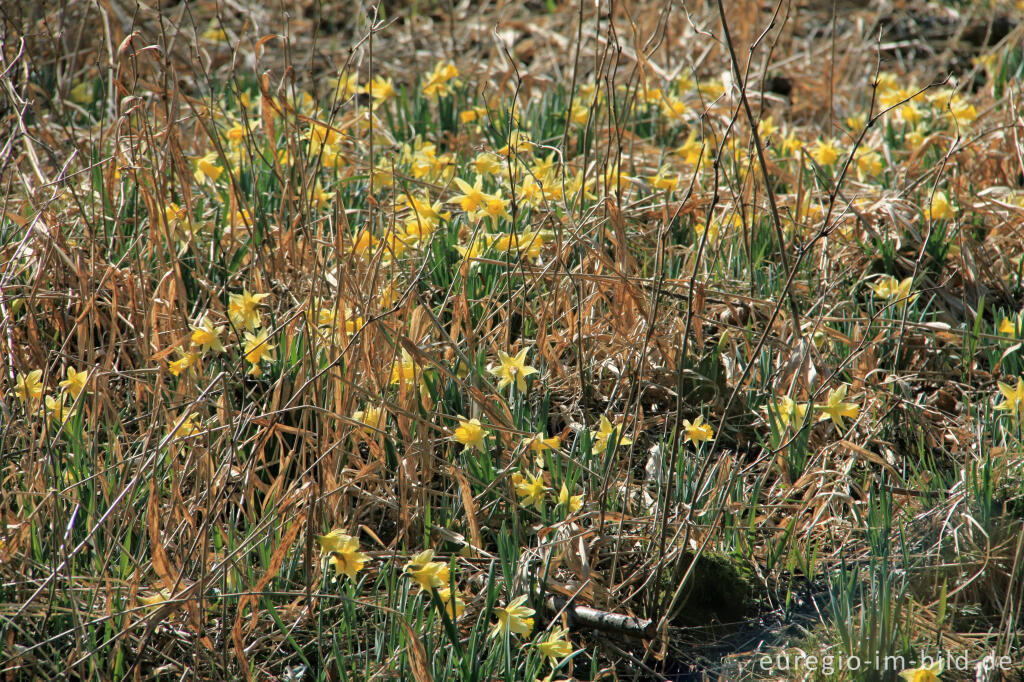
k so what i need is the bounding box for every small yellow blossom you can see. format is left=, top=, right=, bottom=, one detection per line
left=473, top=152, right=503, bottom=177
left=15, top=370, right=44, bottom=406
left=44, top=394, right=76, bottom=427
left=139, top=588, right=174, bottom=612
left=524, top=432, right=561, bottom=454
left=899, top=660, right=943, bottom=682
left=682, top=415, right=714, bottom=445
left=169, top=414, right=201, bottom=440
left=995, top=378, right=1024, bottom=418
left=869, top=275, right=915, bottom=304
left=169, top=351, right=200, bottom=377
left=855, top=149, right=883, bottom=179
left=422, top=61, right=459, bottom=98
left=191, top=314, right=225, bottom=354
left=59, top=367, right=89, bottom=399
left=557, top=483, right=583, bottom=513
left=193, top=152, right=223, bottom=183
left=436, top=587, right=466, bottom=619
left=404, top=549, right=450, bottom=591
left=927, top=191, right=956, bottom=221
left=365, top=75, right=396, bottom=104
left=818, top=384, right=859, bottom=430
left=389, top=350, right=418, bottom=386
left=353, top=405, right=386, bottom=430
left=811, top=139, right=841, bottom=167
left=537, top=626, right=575, bottom=666
left=317, top=530, right=369, bottom=581
left=512, top=471, right=550, bottom=511
left=591, top=415, right=632, bottom=452
left=491, top=595, right=535, bottom=638
left=242, top=330, right=275, bottom=374
left=451, top=175, right=486, bottom=214
left=452, top=418, right=487, bottom=452
left=228, top=289, right=270, bottom=331
left=490, top=348, right=538, bottom=393
left=998, top=314, right=1022, bottom=337
left=768, top=396, right=809, bottom=429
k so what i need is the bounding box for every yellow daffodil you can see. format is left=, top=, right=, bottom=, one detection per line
left=190, top=314, right=225, bottom=354
left=512, top=471, right=550, bottom=511
left=317, top=530, right=369, bottom=581
left=44, top=394, right=76, bottom=426
left=491, top=595, right=534, bottom=638
left=780, top=130, right=803, bottom=156
left=557, top=483, right=583, bottom=513
left=855, top=149, right=883, bottom=179
left=169, top=351, right=200, bottom=377
left=899, top=660, right=943, bottom=682
left=422, top=61, right=458, bottom=98
left=537, top=626, right=575, bottom=666
left=927, top=191, right=956, bottom=221
left=591, top=415, right=632, bottom=452
left=995, top=378, right=1024, bottom=417
left=59, top=367, right=89, bottom=399
left=999, top=314, right=1022, bottom=337
left=169, top=414, right=201, bottom=440
left=437, top=587, right=466, bottom=619
left=490, top=348, right=538, bottom=393
left=452, top=418, right=487, bottom=452
left=869, top=275, right=915, bottom=304
left=228, top=289, right=270, bottom=331
left=404, top=549, right=449, bottom=591
left=15, top=370, right=44, bottom=405
left=365, top=75, right=395, bottom=104
left=768, top=396, right=809, bottom=429
left=193, top=152, right=223, bottom=183
left=818, top=384, right=859, bottom=430
left=389, top=350, right=418, bottom=386
left=473, top=152, right=503, bottom=177
left=524, top=432, right=561, bottom=454
left=647, top=166, right=679, bottom=191
left=451, top=175, right=486, bottom=214
left=682, top=415, right=714, bottom=445
left=810, top=139, right=841, bottom=167
left=353, top=405, right=386, bottom=430
left=674, top=131, right=703, bottom=165
left=242, top=329, right=275, bottom=375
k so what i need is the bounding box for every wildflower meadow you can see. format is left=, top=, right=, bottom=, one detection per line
left=2, top=0, right=1024, bottom=679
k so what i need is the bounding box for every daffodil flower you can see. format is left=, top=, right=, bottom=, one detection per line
left=436, top=587, right=466, bottom=619
left=995, top=378, right=1024, bottom=418
left=59, top=367, right=89, bottom=399
left=404, top=549, right=449, bottom=591
left=229, top=289, right=270, bottom=331
left=818, top=384, right=859, bottom=430
left=537, top=626, right=575, bottom=666
left=190, top=314, right=225, bottom=354
left=452, top=418, right=487, bottom=452
left=490, top=348, right=538, bottom=393
left=591, top=415, right=632, bottom=452
left=927, top=191, right=956, bottom=221
left=169, top=351, right=200, bottom=377
left=512, top=471, right=550, bottom=511
left=557, top=483, right=583, bottom=513
left=899, top=659, right=943, bottom=682
left=316, top=530, right=369, bottom=581
left=682, top=415, right=714, bottom=445
left=491, top=595, right=534, bottom=638
left=15, top=370, right=44, bottom=406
